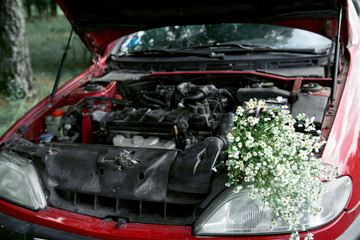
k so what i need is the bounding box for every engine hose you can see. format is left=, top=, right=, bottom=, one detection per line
left=142, top=95, right=167, bottom=108
left=219, top=89, right=237, bottom=112
left=178, top=92, right=205, bottom=108
left=70, top=131, right=80, bottom=142
left=58, top=96, right=132, bottom=131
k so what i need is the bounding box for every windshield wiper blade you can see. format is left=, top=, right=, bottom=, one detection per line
left=122, top=48, right=225, bottom=59
left=117, top=44, right=329, bottom=61
left=180, top=43, right=272, bottom=50
left=180, top=43, right=329, bottom=54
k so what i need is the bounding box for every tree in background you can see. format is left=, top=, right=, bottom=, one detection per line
left=50, top=0, right=57, bottom=16
left=24, top=0, right=57, bottom=17
left=0, top=0, right=33, bottom=98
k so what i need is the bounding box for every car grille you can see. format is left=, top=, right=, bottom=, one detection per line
left=52, top=188, right=196, bottom=225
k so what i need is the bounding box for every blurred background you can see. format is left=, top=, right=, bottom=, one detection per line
left=0, top=0, right=91, bottom=136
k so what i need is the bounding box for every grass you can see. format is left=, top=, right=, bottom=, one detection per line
left=0, top=15, right=91, bottom=136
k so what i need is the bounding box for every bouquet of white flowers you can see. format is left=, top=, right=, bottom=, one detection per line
left=213, top=98, right=338, bottom=240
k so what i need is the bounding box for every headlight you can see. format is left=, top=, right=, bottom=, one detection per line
left=194, top=176, right=352, bottom=236
left=0, top=152, right=46, bottom=210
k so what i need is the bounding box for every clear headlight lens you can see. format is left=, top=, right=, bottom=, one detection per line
left=194, top=176, right=352, bottom=235
left=0, top=152, right=46, bottom=210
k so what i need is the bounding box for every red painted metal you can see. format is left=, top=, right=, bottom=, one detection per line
left=0, top=60, right=356, bottom=240
left=82, top=30, right=134, bottom=54
left=55, top=0, right=343, bottom=54
left=290, top=77, right=303, bottom=102
left=82, top=114, right=94, bottom=144
left=0, top=197, right=358, bottom=240
left=0, top=61, right=356, bottom=240
left=67, top=81, right=118, bottom=103
left=0, top=65, right=95, bottom=144
left=0, top=1, right=359, bottom=239
left=321, top=0, right=360, bottom=209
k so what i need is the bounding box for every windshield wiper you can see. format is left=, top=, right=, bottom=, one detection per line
left=116, top=43, right=329, bottom=61
left=180, top=43, right=330, bottom=54
left=180, top=43, right=272, bottom=50
left=121, top=48, right=225, bottom=59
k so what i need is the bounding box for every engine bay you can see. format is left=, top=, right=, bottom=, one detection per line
left=59, top=81, right=234, bottom=150
left=2, top=73, right=333, bottom=225
left=46, top=75, right=331, bottom=149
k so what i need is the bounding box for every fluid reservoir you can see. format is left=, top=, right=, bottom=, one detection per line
left=44, top=109, right=64, bottom=138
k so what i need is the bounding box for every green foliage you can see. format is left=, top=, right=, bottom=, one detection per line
left=0, top=14, right=91, bottom=137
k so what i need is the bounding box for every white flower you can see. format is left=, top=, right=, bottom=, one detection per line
left=246, top=140, right=254, bottom=148
left=258, top=100, right=265, bottom=107
left=270, top=221, right=277, bottom=230
left=221, top=99, right=336, bottom=240
left=233, top=186, right=242, bottom=193
left=271, top=157, right=278, bottom=164
left=305, top=233, right=314, bottom=240
left=246, top=102, right=255, bottom=110
left=236, top=106, right=245, bottom=115
left=227, top=133, right=234, bottom=142
left=299, top=150, right=309, bottom=160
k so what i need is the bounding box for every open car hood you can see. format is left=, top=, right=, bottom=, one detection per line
left=56, top=0, right=342, bottom=53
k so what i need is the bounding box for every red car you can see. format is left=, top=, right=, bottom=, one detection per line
left=0, top=0, right=359, bottom=239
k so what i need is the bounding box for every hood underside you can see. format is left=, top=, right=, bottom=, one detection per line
left=56, top=0, right=342, bottom=53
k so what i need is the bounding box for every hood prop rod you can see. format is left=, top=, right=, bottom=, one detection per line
left=50, top=29, right=74, bottom=104
left=330, top=7, right=343, bottom=107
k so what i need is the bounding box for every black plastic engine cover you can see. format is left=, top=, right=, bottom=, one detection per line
left=168, top=137, right=224, bottom=194
left=97, top=147, right=177, bottom=202
left=10, top=140, right=223, bottom=204
left=291, top=93, right=328, bottom=126
left=28, top=143, right=178, bottom=202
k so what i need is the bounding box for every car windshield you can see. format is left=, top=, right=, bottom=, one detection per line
left=119, top=23, right=331, bottom=54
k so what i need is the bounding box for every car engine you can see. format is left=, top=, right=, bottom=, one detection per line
left=88, top=82, right=233, bottom=150
left=3, top=75, right=331, bottom=225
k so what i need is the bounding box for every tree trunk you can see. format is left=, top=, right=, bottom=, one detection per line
left=24, top=0, right=32, bottom=17
left=50, top=0, right=57, bottom=16
left=0, top=0, right=33, bottom=98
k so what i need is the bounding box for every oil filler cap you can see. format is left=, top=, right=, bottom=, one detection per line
left=84, top=83, right=102, bottom=92
left=301, top=83, right=322, bottom=93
